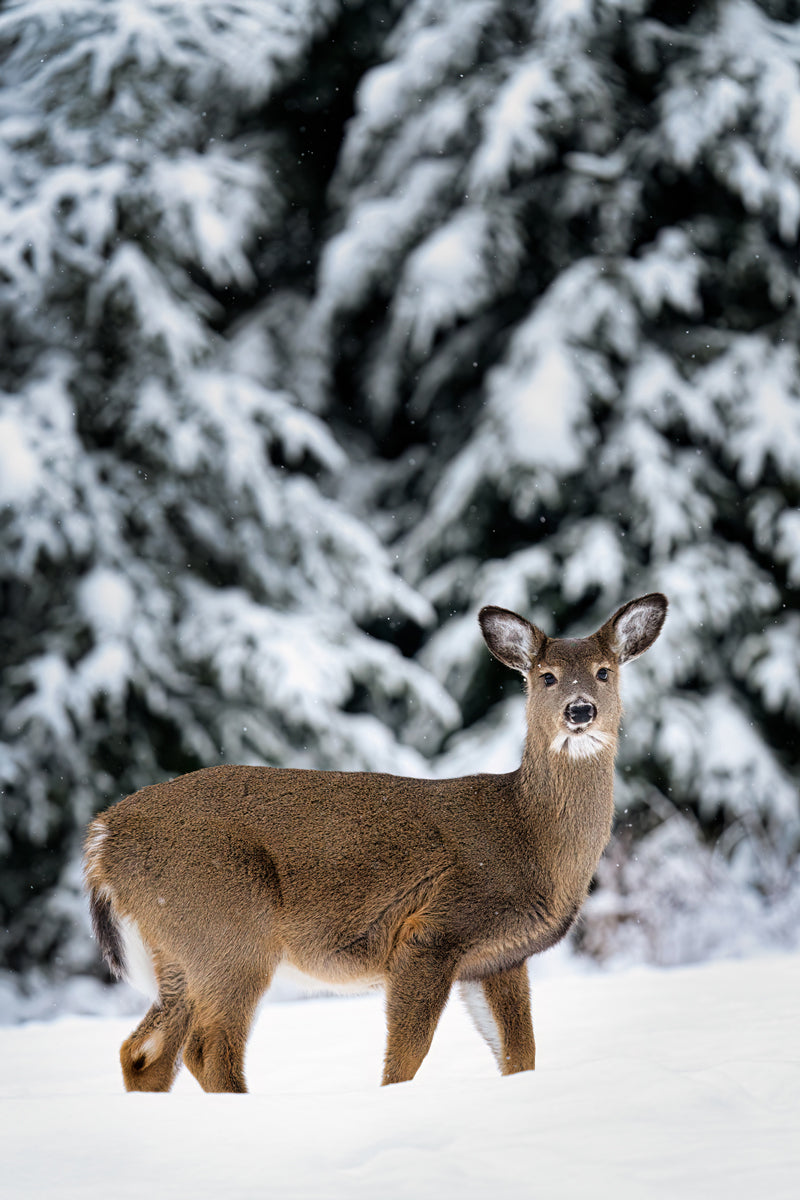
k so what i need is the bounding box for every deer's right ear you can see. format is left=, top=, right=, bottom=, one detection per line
left=478, top=606, right=545, bottom=674
left=603, top=592, right=668, bottom=664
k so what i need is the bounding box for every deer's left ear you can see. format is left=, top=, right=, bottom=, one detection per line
left=600, top=593, right=668, bottom=664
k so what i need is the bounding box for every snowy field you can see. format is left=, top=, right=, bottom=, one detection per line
left=1, top=954, right=798, bottom=1200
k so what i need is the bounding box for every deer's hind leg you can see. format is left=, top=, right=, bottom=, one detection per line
left=121, top=963, right=191, bottom=1092
left=183, top=961, right=275, bottom=1094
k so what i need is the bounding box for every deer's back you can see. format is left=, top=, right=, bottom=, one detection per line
left=103, top=763, right=517, bottom=867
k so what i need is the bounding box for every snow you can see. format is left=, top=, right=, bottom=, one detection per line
left=562, top=520, right=625, bottom=602
left=741, top=615, right=800, bottom=718
left=625, top=228, right=702, bottom=318
left=471, top=54, right=561, bottom=187
left=148, top=148, right=265, bottom=287
left=316, top=160, right=454, bottom=319
left=493, top=343, right=587, bottom=475
left=354, top=0, right=492, bottom=132
left=78, top=568, right=135, bottom=634
left=1, top=954, right=798, bottom=1199
left=393, top=208, right=521, bottom=357
left=0, top=411, right=40, bottom=506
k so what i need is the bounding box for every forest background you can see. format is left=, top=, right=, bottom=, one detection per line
left=1, top=0, right=799, bottom=1013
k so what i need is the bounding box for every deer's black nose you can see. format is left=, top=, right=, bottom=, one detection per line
left=565, top=701, right=596, bottom=727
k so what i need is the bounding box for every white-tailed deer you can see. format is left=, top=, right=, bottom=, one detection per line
left=84, top=593, right=667, bottom=1091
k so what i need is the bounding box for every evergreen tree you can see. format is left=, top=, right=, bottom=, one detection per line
left=0, top=0, right=455, bottom=979
left=303, top=0, right=800, bottom=959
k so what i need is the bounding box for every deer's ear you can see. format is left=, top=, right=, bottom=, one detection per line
left=601, top=593, right=668, bottom=664
left=479, top=607, right=546, bottom=674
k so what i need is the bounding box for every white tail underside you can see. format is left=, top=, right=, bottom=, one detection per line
left=118, top=915, right=159, bottom=1000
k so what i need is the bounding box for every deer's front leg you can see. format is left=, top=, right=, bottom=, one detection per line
left=460, top=962, right=536, bottom=1074
left=382, top=941, right=459, bottom=1085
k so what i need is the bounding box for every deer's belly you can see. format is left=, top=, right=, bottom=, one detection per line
left=270, top=958, right=383, bottom=997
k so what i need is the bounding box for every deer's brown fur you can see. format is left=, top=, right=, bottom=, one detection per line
left=84, top=592, right=666, bottom=1091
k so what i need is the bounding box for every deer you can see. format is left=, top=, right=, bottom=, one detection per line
left=83, top=592, right=667, bottom=1092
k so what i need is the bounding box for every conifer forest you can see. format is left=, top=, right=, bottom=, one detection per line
left=1, top=0, right=799, bottom=1001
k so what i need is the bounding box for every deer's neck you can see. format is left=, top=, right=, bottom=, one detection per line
left=516, top=731, right=616, bottom=901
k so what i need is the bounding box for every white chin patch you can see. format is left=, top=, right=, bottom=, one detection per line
left=549, top=729, right=614, bottom=760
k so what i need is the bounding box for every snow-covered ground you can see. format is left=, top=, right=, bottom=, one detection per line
left=1, top=954, right=798, bottom=1200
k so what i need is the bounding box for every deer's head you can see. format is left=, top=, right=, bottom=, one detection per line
left=479, top=594, right=667, bottom=761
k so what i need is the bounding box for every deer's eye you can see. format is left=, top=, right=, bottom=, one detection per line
left=542, top=672, right=557, bottom=687
left=596, top=667, right=609, bottom=682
